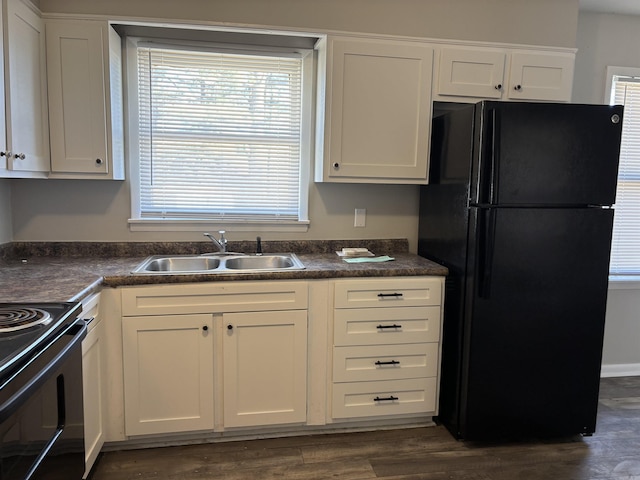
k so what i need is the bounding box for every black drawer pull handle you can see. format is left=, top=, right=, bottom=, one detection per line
left=374, top=395, right=399, bottom=402
left=376, top=324, right=402, bottom=330
left=377, top=293, right=403, bottom=298
left=374, top=360, right=400, bottom=366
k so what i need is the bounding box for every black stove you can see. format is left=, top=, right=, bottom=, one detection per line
left=0, top=302, right=81, bottom=381
left=0, top=301, right=86, bottom=480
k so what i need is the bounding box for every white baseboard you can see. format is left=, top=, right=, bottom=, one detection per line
left=601, top=363, right=640, bottom=378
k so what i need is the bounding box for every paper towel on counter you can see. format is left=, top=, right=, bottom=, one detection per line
left=342, top=256, right=395, bottom=263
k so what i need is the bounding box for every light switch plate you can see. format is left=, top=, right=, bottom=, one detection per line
left=354, top=208, right=366, bottom=227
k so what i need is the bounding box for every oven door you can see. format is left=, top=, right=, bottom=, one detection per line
left=0, top=320, right=86, bottom=480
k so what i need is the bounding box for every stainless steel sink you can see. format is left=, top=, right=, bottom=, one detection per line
left=225, top=255, right=297, bottom=270
left=131, top=253, right=304, bottom=275
left=140, top=256, right=221, bottom=273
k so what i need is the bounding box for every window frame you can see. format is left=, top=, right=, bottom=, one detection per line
left=606, top=65, right=640, bottom=287
left=124, top=36, right=313, bottom=233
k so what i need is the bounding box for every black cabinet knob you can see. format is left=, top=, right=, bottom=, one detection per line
left=227, top=324, right=233, bottom=330
left=202, top=325, right=208, bottom=331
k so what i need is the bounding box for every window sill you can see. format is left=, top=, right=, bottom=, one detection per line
left=608, top=276, right=640, bottom=290
left=128, top=218, right=310, bottom=233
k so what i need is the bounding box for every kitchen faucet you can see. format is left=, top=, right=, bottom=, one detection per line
left=203, top=231, right=227, bottom=253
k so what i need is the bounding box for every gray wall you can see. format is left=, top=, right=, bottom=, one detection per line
left=573, top=11, right=640, bottom=374
left=0, top=181, right=12, bottom=244
left=9, top=0, right=580, bottom=251
left=573, top=12, right=640, bottom=105
left=41, top=0, right=579, bottom=47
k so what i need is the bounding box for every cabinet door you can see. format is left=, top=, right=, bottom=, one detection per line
left=320, top=37, right=433, bottom=183
left=507, top=51, right=574, bottom=102
left=436, top=47, right=506, bottom=99
left=0, top=2, right=6, bottom=170
left=82, top=317, right=104, bottom=477
left=223, top=310, right=307, bottom=428
left=46, top=20, right=108, bottom=175
left=4, top=0, right=49, bottom=174
left=122, top=314, right=214, bottom=436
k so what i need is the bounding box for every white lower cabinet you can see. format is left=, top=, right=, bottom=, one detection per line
left=80, top=292, right=104, bottom=478
left=117, top=277, right=443, bottom=439
left=330, top=277, right=444, bottom=421
left=120, top=281, right=308, bottom=436
left=122, top=314, right=215, bottom=436
left=223, top=310, right=307, bottom=428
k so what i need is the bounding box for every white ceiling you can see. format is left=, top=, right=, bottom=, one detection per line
left=580, top=0, right=640, bottom=15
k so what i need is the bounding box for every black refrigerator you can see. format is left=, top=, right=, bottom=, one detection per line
left=418, top=101, right=623, bottom=440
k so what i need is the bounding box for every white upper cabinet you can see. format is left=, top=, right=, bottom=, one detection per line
left=46, top=20, right=124, bottom=179
left=436, top=47, right=506, bottom=99
left=315, top=36, right=433, bottom=184
left=507, top=50, right=575, bottom=102
left=435, top=46, right=575, bottom=103
left=1, top=0, right=49, bottom=177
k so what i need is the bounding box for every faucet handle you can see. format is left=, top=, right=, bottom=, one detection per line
left=218, top=230, right=228, bottom=249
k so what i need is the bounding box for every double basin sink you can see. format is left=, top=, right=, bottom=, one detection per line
left=132, top=253, right=305, bottom=275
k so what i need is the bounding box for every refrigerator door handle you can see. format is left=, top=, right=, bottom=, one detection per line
left=476, top=108, right=501, bottom=205
left=477, top=208, right=497, bottom=299
left=488, top=109, right=500, bottom=206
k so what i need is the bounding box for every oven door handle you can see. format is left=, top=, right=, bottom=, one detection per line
left=24, top=426, right=65, bottom=480
left=0, top=321, right=87, bottom=424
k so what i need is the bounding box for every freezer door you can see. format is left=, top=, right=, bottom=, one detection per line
left=471, top=102, right=623, bottom=207
left=459, top=207, right=614, bottom=440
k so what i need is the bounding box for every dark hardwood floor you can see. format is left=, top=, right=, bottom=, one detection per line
left=91, top=377, right=640, bottom=479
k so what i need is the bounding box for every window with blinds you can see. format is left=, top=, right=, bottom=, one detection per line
left=609, top=71, right=640, bottom=276
left=134, top=44, right=305, bottom=223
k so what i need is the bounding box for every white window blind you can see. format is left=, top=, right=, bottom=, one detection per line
left=609, top=74, right=640, bottom=276
left=136, top=45, right=303, bottom=222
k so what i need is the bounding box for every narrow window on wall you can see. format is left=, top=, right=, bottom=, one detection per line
left=608, top=68, right=640, bottom=278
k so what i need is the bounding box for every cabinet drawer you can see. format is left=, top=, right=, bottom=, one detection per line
left=334, top=306, right=440, bottom=346
left=121, top=281, right=308, bottom=316
left=334, top=278, right=441, bottom=308
left=333, top=343, right=439, bottom=382
left=332, top=378, right=437, bottom=419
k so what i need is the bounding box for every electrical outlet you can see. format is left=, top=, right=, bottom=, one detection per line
left=354, top=208, right=366, bottom=227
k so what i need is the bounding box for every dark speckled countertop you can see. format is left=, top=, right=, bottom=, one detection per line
left=0, top=239, right=448, bottom=304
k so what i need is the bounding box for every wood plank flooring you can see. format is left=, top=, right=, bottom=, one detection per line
left=90, top=377, right=640, bottom=479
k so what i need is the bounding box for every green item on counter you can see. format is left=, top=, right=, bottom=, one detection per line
left=342, top=255, right=395, bottom=263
